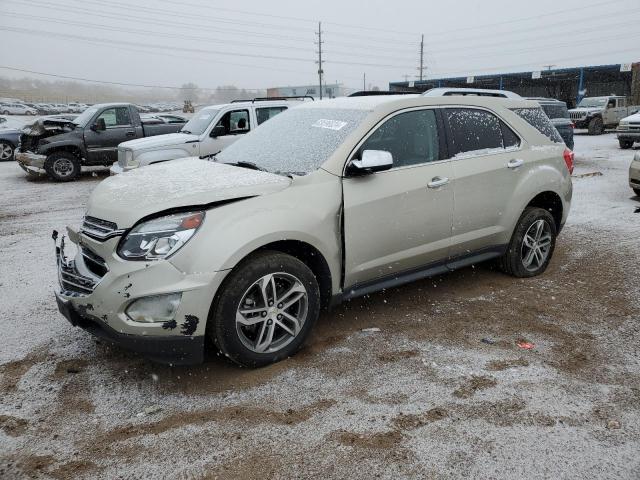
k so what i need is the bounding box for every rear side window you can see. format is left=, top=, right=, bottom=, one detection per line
left=256, top=106, right=287, bottom=125
left=445, top=108, right=504, bottom=157
left=511, top=107, right=563, bottom=143
left=540, top=103, right=568, bottom=120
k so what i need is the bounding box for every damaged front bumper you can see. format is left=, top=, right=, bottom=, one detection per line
left=16, top=151, right=47, bottom=174
left=53, top=226, right=228, bottom=365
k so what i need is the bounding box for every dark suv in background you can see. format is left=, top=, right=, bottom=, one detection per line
left=528, top=98, right=574, bottom=150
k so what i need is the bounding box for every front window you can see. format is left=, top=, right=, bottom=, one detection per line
left=357, top=109, right=441, bottom=168
left=180, top=108, right=219, bottom=135
left=577, top=97, right=608, bottom=108
left=217, top=107, right=368, bottom=175
left=97, top=107, right=131, bottom=127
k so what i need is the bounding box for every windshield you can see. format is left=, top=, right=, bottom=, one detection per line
left=217, top=107, right=369, bottom=175
left=73, top=107, right=99, bottom=127
left=578, top=97, right=607, bottom=108
left=181, top=109, right=219, bottom=135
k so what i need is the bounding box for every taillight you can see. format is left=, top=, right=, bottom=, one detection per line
left=570, top=123, right=575, bottom=129
left=563, top=148, right=574, bottom=174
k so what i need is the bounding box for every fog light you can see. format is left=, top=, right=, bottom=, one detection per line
left=126, top=293, right=182, bottom=323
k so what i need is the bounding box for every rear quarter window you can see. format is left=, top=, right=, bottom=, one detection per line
left=511, top=107, right=563, bottom=143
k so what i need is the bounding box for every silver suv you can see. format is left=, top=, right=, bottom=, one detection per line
left=53, top=95, right=573, bottom=367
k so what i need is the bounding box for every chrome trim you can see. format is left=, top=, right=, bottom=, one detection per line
left=81, top=216, right=125, bottom=241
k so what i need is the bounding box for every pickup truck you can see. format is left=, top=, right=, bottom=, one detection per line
left=110, top=99, right=296, bottom=174
left=617, top=111, right=640, bottom=149
left=568, top=96, right=640, bottom=135
left=15, top=103, right=185, bottom=181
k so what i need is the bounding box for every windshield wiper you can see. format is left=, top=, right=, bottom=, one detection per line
left=181, top=130, right=192, bottom=134
left=230, top=161, right=265, bottom=172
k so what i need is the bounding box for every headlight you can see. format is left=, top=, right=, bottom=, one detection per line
left=117, top=211, right=204, bottom=260
left=125, top=149, right=134, bottom=165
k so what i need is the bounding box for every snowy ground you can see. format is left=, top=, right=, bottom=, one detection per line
left=1, top=133, right=639, bottom=479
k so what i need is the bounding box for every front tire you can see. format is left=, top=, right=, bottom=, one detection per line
left=498, top=207, right=557, bottom=278
left=209, top=250, right=320, bottom=367
left=44, top=152, right=81, bottom=182
left=0, top=141, right=14, bottom=161
left=619, top=139, right=634, bottom=149
left=588, top=117, right=604, bottom=135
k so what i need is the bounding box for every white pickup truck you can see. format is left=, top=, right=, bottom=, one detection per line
left=110, top=98, right=301, bottom=174
left=568, top=96, right=640, bottom=135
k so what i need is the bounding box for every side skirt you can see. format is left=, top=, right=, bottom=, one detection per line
left=337, top=245, right=507, bottom=303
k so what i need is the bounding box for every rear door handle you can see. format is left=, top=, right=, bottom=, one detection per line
left=507, top=158, right=524, bottom=169
left=125, top=131, right=136, bottom=137
left=427, top=176, right=449, bottom=188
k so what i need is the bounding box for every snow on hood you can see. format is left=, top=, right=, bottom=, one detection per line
left=569, top=107, right=601, bottom=113
left=119, top=132, right=198, bottom=150
left=87, top=158, right=291, bottom=227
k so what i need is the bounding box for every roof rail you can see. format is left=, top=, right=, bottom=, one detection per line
left=348, top=91, right=416, bottom=97
left=231, top=96, right=314, bottom=103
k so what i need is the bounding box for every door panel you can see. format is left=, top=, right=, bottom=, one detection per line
left=343, top=162, right=454, bottom=287
left=84, top=107, right=137, bottom=164
left=199, top=109, right=250, bottom=156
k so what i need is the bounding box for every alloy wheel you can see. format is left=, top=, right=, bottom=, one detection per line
left=235, top=272, right=308, bottom=353
left=0, top=143, right=13, bottom=160
left=520, top=219, right=552, bottom=272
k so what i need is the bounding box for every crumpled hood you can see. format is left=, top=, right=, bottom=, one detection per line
left=86, top=158, right=291, bottom=227
left=120, top=132, right=198, bottom=150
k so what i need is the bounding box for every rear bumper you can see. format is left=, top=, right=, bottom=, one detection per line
left=16, top=151, right=46, bottom=172
left=55, top=291, right=204, bottom=365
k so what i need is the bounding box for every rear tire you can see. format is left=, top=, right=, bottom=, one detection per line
left=588, top=117, right=604, bottom=135
left=619, top=139, right=634, bottom=149
left=498, top=207, right=557, bottom=278
left=208, top=250, right=320, bottom=368
left=2, top=110, right=8, bottom=115
left=45, top=152, right=81, bottom=182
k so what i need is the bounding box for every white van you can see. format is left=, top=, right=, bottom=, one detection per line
left=111, top=98, right=299, bottom=174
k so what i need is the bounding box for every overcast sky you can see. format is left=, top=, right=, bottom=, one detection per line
left=0, top=0, right=638, bottom=94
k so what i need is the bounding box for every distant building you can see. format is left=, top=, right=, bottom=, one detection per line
left=389, top=63, right=640, bottom=108
left=267, top=84, right=349, bottom=100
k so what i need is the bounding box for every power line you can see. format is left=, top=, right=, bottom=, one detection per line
left=0, top=26, right=417, bottom=69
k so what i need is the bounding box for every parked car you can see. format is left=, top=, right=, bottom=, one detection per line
left=53, top=95, right=572, bottom=366
left=568, top=96, right=640, bottom=135
left=617, top=111, right=640, bottom=149
left=15, top=103, right=185, bottom=181
left=527, top=98, right=574, bottom=150
left=111, top=99, right=291, bottom=174
left=1, top=103, right=37, bottom=115
left=423, top=87, right=522, bottom=98
left=67, top=103, right=88, bottom=113
left=0, top=122, right=23, bottom=161
left=630, top=152, right=640, bottom=196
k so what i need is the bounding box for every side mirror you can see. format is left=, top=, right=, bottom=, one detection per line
left=92, top=118, right=106, bottom=131
left=347, top=150, right=393, bottom=176
left=210, top=125, right=227, bottom=138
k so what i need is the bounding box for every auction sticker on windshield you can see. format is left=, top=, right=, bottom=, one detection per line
left=312, top=119, right=348, bottom=131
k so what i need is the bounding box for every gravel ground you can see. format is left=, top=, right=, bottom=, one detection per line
left=1, top=133, right=639, bottom=479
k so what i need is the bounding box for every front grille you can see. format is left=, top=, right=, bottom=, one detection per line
left=59, top=259, right=98, bottom=296
left=81, top=247, right=108, bottom=277
left=569, top=112, right=586, bottom=121
left=81, top=216, right=124, bottom=241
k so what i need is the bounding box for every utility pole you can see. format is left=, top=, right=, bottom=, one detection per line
left=543, top=64, right=556, bottom=71
left=315, top=22, right=324, bottom=100
left=363, top=73, right=366, bottom=90
left=418, top=34, right=425, bottom=81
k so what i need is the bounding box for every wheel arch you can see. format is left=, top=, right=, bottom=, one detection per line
left=525, top=190, right=563, bottom=231
left=45, top=144, right=83, bottom=159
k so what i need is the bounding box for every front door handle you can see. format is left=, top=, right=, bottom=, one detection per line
left=507, top=158, right=524, bottom=169
left=125, top=131, right=136, bottom=137
left=427, top=176, right=449, bottom=188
